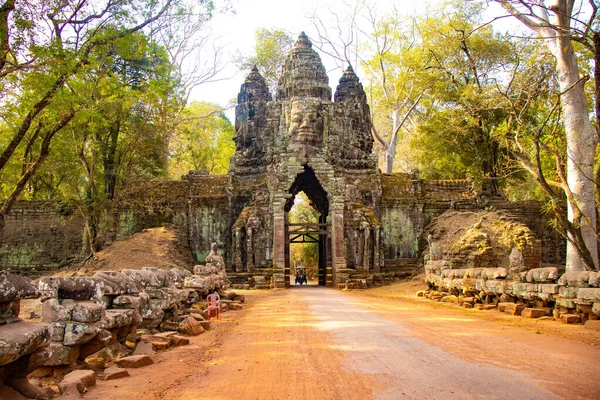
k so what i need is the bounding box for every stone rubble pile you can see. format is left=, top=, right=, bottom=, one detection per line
left=423, top=254, right=600, bottom=328
left=0, top=264, right=245, bottom=398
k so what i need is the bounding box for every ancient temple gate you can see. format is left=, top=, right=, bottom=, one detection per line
left=228, top=32, right=384, bottom=288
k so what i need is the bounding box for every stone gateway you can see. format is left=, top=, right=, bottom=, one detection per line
left=229, top=32, right=383, bottom=288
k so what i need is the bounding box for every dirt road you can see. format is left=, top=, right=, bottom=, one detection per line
left=82, top=285, right=600, bottom=400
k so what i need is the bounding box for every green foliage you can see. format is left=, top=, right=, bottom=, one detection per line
left=168, top=101, right=235, bottom=178
left=289, top=192, right=319, bottom=272
left=235, top=28, right=294, bottom=92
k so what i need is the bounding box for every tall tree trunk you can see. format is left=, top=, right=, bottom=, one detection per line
left=550, top=5, right=598, bottom=271
left=385, top=108, right=401, bottom=173
left=0, top=110, right=75, bottom=231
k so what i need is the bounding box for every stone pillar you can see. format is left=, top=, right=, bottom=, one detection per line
left=363, top=224, right=371, bottom=273
left=330, top=198, right=346, bottom=287
left=233, top=227, right=243, bottom=273
left=272, top=197, right=286, bottom=288
left=246, top=227, right=255, bottom=272
left=373, top=227, right=381, bottom=273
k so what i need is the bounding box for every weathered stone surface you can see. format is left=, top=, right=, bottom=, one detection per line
left=503, top=303, right=526, bottom=316
left=521, top=308, right=549, bottom=318
left=102, top=367, right=130, bottom=380
left=30, top=342, right=79, bottom=367
left=91, top=271, right=137, bottom=296
left=6, top=272, right=39, bottom=299
left=0, top=270, right=21, bottom=304
left=38, top=277, right=98, bottom=301
left=170, top=335, right=190, bottom=346
left=178, top=316, right=204, bottom=336
left=575, top=288, right=600, bottom=301
left=560, top=314, right=580, bottom=324
left=474, top=304, right=496, bottom=310
left=229, top=303, right=243, bottom=310
left=0, top=321, right=50, bottom=366
left=526, top=267, right=559, bottom=284
left=71, top=300, right=104, bottom=323
left=63, top=322, right=99, bottom=346
left=58, top=369, right=96, bottom=394
left=79, top=329, right=112, bottom=358
left=41, top=299, right=73, bottom=322
left=117, top=354, right=154, bottom=368
left=558, top=271, right=595, bottom=288
left=122, top=269, right=161, bottom=289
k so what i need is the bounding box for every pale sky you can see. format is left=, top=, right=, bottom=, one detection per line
left=189, top=0, right=518, bottom=120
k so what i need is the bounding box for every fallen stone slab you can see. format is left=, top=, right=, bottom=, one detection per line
left=474, top=304, right=496, bottom=310
left=0, top=321, right=51, bottom=367
left=560, top=314, right=581, bottom=324
left=504, top=303, right=526, bottom=316
left=229, top=303, right=243, bottom=310
left=170, top=335, right=190, bottom=346
left=521, top=308, right=550, bottom=318
left=117, top=354, right=154, bottom=368
left=584, top=320, right=600, bottom=331
left=58, top=369, right=96, bottom=394
left=101, top=367, right=130, bottom=380
left=178, top=316, right=204, bottom=336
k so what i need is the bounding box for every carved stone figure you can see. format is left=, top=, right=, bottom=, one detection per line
left=288, top=99, right=324, bottom=146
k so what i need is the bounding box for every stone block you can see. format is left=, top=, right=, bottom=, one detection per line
left=559, top=286, right=578, bottom=299
left=71, top=301, right=104, bottom=323
left=229, top=303, right=243, bottom=310
left=113, top=294, right=149, bottom=311
left=178, top=316, right=204, bottom=336
left=0, top=322, right=50, bottom=367
left=521, top=308, right=549, bottom=318
left=170, top=335, right=190, bottom=346
left=116, top=355, right=154, bottom=368
left=558, top=271, right=596, bottom=287
left=560, top=314, right=580, bottom=324
left=525, top=267, right=559, bottom=283
left=497, top=302, right=512, bottom=312
left=539, top=284, right=560, bottom=295
left=584, top=320, right=600, bottom=331
left=576, top=288, right=600, bottom=301
left=102, top=367, right=130, bottom=380
left=41, top=299, right=73, bottom=322
left=30, top=342, right=79, bottom=367
left=475, top=304, right=496, bottom=310
left=62, top=322, right=99, bottom=346
left=503, top=303, right=526, bottom=316
left=58, top=370, right=96, bottom=394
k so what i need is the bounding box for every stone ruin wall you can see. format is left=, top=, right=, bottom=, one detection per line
left=0, top=176, right=230, bottom=277
left=0, top=260, right=241, bottom=397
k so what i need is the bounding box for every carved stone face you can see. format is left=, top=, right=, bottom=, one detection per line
left=289, top=99, right=324, bottom=146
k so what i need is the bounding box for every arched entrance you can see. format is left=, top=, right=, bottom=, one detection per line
left=284, top=165, right=331, bottom=287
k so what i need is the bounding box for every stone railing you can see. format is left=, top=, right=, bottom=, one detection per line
left=0, top=265, right=232, bottom=398
left=423, top=260, right=600, bottom=327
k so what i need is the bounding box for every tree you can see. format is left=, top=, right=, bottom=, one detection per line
left=235, top=28, right=294, bottom=93
left=407, top=2, right=524, bottom=194
left=493, top=0, right=599, bottom=271
left=168, top=101, right=235, bottom=178
left=0, top=0, right=192, bottom=231
left=289, top=192, right=319, bottom=278
left=309, top=2, right=423, bottom=173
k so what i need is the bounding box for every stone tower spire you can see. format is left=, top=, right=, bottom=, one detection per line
left=334, top=65, right=367, bottom=103
left=237, top=65, right=272, bottom=104
left=276, top=32, right=331, bottom=101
